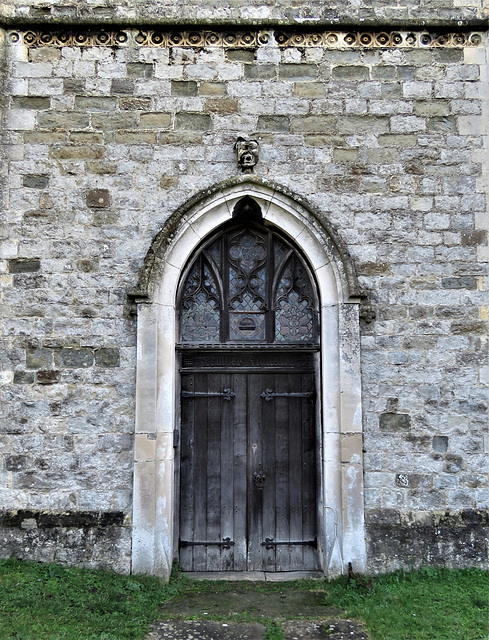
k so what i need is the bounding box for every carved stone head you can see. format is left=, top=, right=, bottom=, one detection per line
left=235, top=136, right=259, bottom=173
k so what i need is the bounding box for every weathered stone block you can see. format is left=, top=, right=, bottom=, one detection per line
left=257, top=115, right=290, bottom=132
left=433, top=436, right=449, bottom=452
left=36, top=370, right=61, bottom=385
left=8, top=258, right=40, bottom=273
left=91, top=113, right=138, bottom=130
left=38, top=112, right=89, bottom=129
left=12, top=96, right=50, bottom=110
left=111, top=79, right=135, bottom=95
left=140, top=112, right=172, bottom=128
left=175, top=112, right=212, bottom=131
left=22, top=175, right=49, bottom=189
left=226, top=49, right=255, bottom=63
left=13, top=371, right=35, bottom=384
left=199, top=82, right=226, bottom=96
left=26, top=348, right=52, bottom=369
left=441, top=277, right=477, bottom=290
left=94, top=348, right=120, bottom=368
left=379, top=413, right=411, bottom=432
left=74, top=96, right=117, bottom=111
left=244, top=64, right=276, bottom=80
left=54, top=349, right=94, bottom=369
left=50, top=146, right=105, bottom=160
left=204, top=98, right=238, bottom=114
left=290, top=115, right=335, bottom=133
left=171, top=80, right=198, bottom=96
left=86, top=189, right=110, bottom=209
left=119, top=97, right=152, bottom=110
left=279, top=64, right=317, bottom=81
left=332, top=66, right=369, bottom=80
left=127, top=63, right=153, bottom=78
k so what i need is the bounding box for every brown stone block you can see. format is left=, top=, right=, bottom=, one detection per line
left=12, top=97, right=50, bottom=110
left=378, top=134, right=417, bottom=147
left=160, top=176, right=178, bottom=189
left=91, top=113, right=138, bottom=130
left=305, top=134, right=344, bottom=147
left=451, top=321, right=487, bottom=335
left=140, top=113, right=172, bottom=128
left=293, top=82, right=325, bottom=98
left=414, top=101, right=450, bottom=117
left=69, top=132, right=104, bottom=144
left=461, top=230, right=487, bottom=246
left=171, top=81, right=198, bottom=97
left=50, top=145, right=105, bottom=160
left=86, top=161, right=117, bottom=175
left=37, top=370, right=61, bottom=385
left=333, top=148, right=359, bottom=163
left=336, top=116, right=388, bottom=134
left=290, top=115, right=336, bottom=133
left=38, top=112, right=90, bottom=129
left=204, top=98, right=239, bottom=114
left=114, top=131, right=157, bottom=144
left=24, top=131, right=66, bottom=144
left=86, top=189, right=110, bottom=209
left=158, top=132, right=203, bottom=144
left=119, top=97, right=152, bottom=111
left=75, top=96, right=117, bottom=111
left=199, top=82, right=227, bottom=96
left=111, top=79, right=135, bottom=95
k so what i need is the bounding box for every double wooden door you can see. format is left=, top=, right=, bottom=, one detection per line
left=178, top=352, right=318, bottom=572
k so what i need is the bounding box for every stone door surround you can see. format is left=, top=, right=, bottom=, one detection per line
left=131, top=177, right=366, bottom=580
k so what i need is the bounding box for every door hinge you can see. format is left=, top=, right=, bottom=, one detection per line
left=260, top=389, right=315, bottom=401
left=182, top=388, right=236, bottom=401
left=180, top=537, right=234, bottom=549
left=261, top=537, right=317, bottom=549
left=173, top=429, right=180, bottom=448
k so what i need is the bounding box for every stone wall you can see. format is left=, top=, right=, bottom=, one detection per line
left=0, top=6, right=488, bottom=574
left=1, top=1, right=487, bottom=27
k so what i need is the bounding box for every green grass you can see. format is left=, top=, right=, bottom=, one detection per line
left=325, top=566, right=489, bottom=640
left=0, top=558, right=488, bottom=640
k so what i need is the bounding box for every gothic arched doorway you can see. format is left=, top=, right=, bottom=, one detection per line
left=176, top=203, right=320, bottom=571
left=130, top=178, right=366, bottom=581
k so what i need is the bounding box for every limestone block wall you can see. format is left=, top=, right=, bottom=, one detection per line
left=1, top=0, right=487, bottom=27
left=0, top=9, right=488, bottom=574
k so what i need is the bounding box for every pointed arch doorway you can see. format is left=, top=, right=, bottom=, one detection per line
left=131, top=179, right=366, bottom=580
left=177, top=207, right=320, bottom=572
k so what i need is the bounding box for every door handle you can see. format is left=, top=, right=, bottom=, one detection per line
left=252, top=470, right=265, bottom=488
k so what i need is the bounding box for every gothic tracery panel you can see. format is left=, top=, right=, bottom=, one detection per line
left=178, top=217, right=317, bottom=344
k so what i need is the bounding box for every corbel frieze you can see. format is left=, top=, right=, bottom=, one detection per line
left=10, top=29, right=484, bottom=49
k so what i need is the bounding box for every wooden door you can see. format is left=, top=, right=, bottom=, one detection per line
left=178, top=358, right=318, bottom=572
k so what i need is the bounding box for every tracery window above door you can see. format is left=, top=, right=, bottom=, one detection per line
left=178, top=218, right=318, bottom=345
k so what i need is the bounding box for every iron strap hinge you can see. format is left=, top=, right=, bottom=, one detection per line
left=180, top=537, right=234, bottom=549
left=261, top=537, right=317, bottom=549
left=260, top=389, right=314, bottom=401
left=182, top=388, right=235, bottom=401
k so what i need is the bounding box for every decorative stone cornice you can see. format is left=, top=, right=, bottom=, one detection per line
left=11, top=28, right=484, bottom=49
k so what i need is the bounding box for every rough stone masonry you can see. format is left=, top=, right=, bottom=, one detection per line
left=0, top=0, right=488, bottom=576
